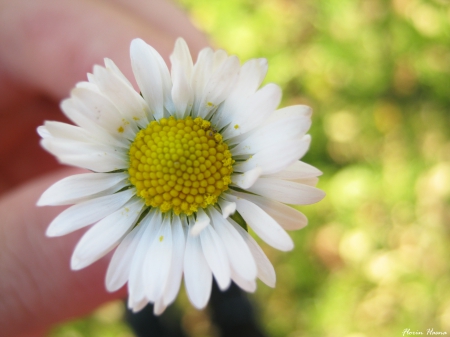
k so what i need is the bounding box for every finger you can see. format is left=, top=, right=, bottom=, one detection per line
left=0, top=0, right=206, bottom=100
left=98, top=0, right=209, bottom=53
left=0, top=169, right=128, bottom=337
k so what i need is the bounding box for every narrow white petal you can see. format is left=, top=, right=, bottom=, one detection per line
left=245, top=177, right=326, bottom=205
left=208, top=207, right=257, bottom=281
left=218, top=199, right=236, bottom=218
left=233, top=137, right=310, bottom=175
left=231, top=221, right=276, bottom=287
left=291, top=177, right=319, bottom=186
left=38, top=172, right=128, bottom=206
left=105, top=219, right=148, bottom=292
left=231, top=191, right=308, bottom=231
left=162, top=216, right=186, bottom=306
left=41, top=121, right=92, bottom=143
left=235, top=198, right=294, bottom=251
left=104, top=58, right=134, bottom=88
left=128, top=296, right=148, bottom=313
left=172, top=38, right=194, bottom=78
left=231, top=167, right=262, bottom=189
left=212, top=58, right=268, bottom=129
left=60, top=98, right=123, bottom=140
left=231, top=269, right=257, bottom=293
left=197, top=56, right=240, bottom=119
left=128, top=209, right=162, bottom=303
left=170, top=38, right=194, bottom=118
left=71, top=87, right=136, bottom=141
left=184, top=229, right=212, bottom=309
left=222, top=83, right=282, bottom=139
left=229, top=111, right=311, bottom=154
left=130, top=38, right=171, bottom=119
left=41, top=138, right=127, bottom=161
left=57, top=155, right=124, bottom=173
left=144, top=215, right=173, bottom=302
left=93, top=64, right=149, bottom=128
left=46, top=188, right=135, bottom=237
left=190, top=208, right=210, bottom=236
left=263, top=161, right=323, bottom=180
left=70, top=198, right=143, bottom=270
left=37, top=125, right=51, bottom=138
left=200, top=225, right=231, bottom=291
left=75, top=81, right=101, bottom=93
left=153, top=299, right=167, bottom=316
left=191, top=47, right=214, bottom=117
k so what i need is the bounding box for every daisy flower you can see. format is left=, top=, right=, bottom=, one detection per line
left=37, top=38, right=325, bottom=314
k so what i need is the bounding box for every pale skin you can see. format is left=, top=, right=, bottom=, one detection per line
left=0, top=1, right=208, bottom=336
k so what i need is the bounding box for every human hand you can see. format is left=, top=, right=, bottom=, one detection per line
left=0, top=1, right=207, bottom=335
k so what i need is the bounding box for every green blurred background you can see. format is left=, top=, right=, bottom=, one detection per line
left=49, top=0, right=450, bottom=336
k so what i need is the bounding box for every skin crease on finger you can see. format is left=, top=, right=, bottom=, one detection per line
left=0, top=0, right=208, bottom=336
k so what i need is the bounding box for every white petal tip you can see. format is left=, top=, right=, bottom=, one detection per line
left=265, top=280, right=276, bottom=288
left=36, top=198, right=46, bottom=207
left=217, top=279, right=232, bottom=292
left=70, top=254, right=94, bottom=270
left=232, top=167, right=262, bottom=189
left=45, top=227, right=60, bottom=237
left=222, top=202, right=236, bottom=218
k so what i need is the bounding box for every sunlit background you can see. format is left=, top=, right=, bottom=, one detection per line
left=49, top=0, right=450, bottom=336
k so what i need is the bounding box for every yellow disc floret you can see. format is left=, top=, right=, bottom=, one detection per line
left=128, top=116, right=233, bottom=215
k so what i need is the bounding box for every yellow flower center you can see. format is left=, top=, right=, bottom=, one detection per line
left=128, top=116, right=233, bottom=215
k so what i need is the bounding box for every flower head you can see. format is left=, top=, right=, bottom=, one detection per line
left=37, top=38, right=325, bottom=314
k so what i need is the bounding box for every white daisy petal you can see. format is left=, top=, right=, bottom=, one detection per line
left=208, top=207, right=257, bottom=281
left=144, top=214, right=173, bottom=302
left=230, top=221, right=276, bottom=287
left=184, top=229, right=212, bottom=309
left=38, top=172, right=128, bottom=206
left=231, top=167, right=262, bottom=189
left=41, top=138, right=127, bottom=160
left=70, top=197, right=143, bottom=270
left=153, top=299, right=167, bottom=316
left=105, top=219, right=148, bottom=292
left=56, top=153, right=127, bottom=173
left=60, top=98, right=122, bottom=139
left=162, top=216, right=186, bottom=306
left=104, top=58, right=134, bottom=88
left=263, top=160, right=323, bottom=180
left=71, top=87, right=136, bottom=141
left=200, top=225, right=231, bottom=291
left=229, top=110, right=311, bottom=154
left=131, top=38, right=172, bottom=119
left=191, top=47, right=214, bottom=116
left=218, top=199, right=236, bottom=218
left=93, top=64, right=149, bottom=128
left=190, top=208, right=210, bottom=236
left=222, top=83, right=282, bottom=139
left=230, top=191, right=308, bottom=231
left=75, top=81, right=101, bottom=93
left=235, top=198, right=294, bottom=251
left=129, top=297, right=148, bottom=313
left=245, top=177, right=326, bottom=205
left=291, top=177, right=319, bottom=186
left=233, top=137, right=310, bottom=175
left=128, top=210, right=162, bottom=304
left=197, top=55, right=240, bottom=119
left=40, top=121, right=93, bottom=143
left=46, top=188, right=135, bottom=237
left=212, top=58, right=268, bottom=128
left=230, top=269, right=257, bottom=293
left=170, top=38, right=194, bottom=118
